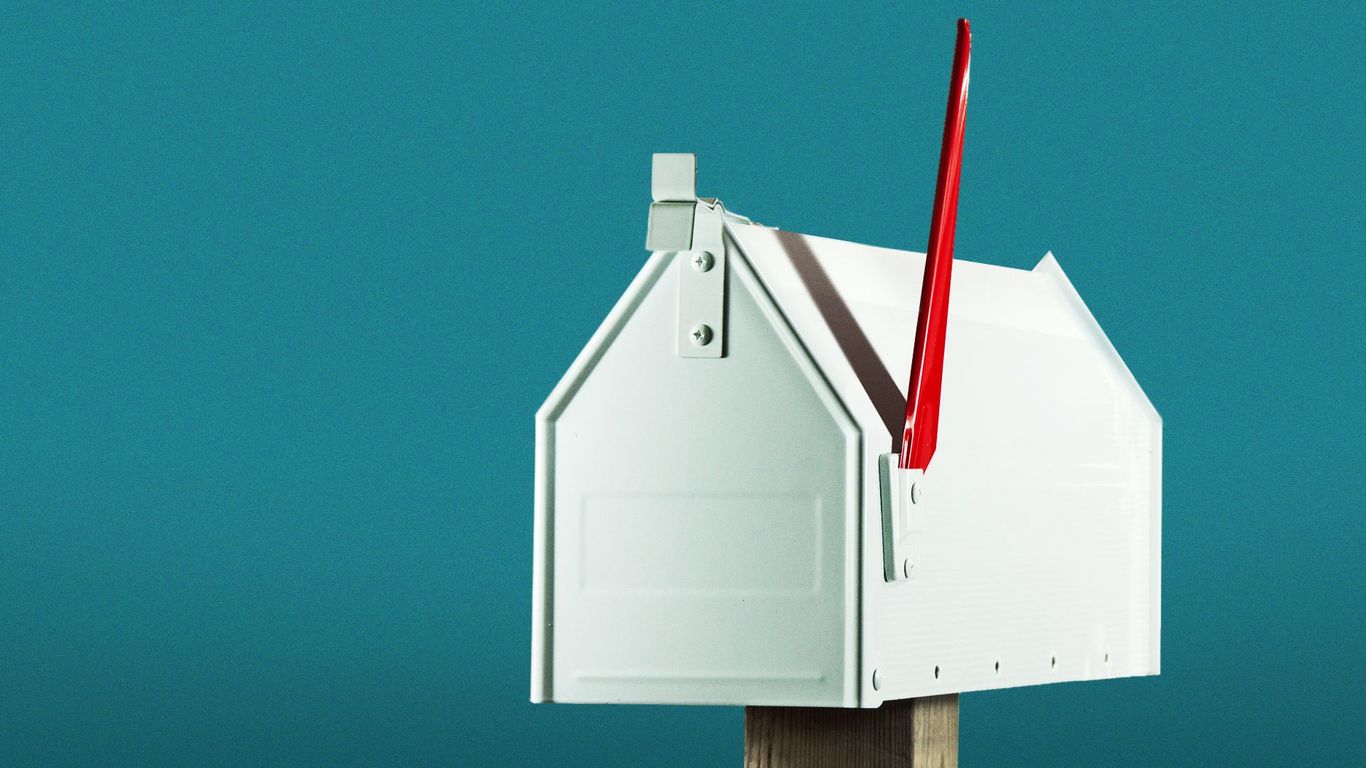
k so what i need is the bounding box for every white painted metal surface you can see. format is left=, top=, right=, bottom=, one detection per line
left=533, top=233, right=860, bottom=706
left=729, top=225, right=1161, bottom=706
left=532, top=155, right=1161, bottom=708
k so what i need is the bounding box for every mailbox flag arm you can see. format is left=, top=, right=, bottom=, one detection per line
left=900, top=18, right=971, bottom=472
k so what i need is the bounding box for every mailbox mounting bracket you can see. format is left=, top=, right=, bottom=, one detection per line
left=879, top=452, right=924, bottom=581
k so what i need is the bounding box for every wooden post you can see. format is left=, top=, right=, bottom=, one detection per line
left=744, top=695, right=958, bottom=768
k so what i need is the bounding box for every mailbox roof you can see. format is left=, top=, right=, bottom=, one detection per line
left=725, top=220, right=1158, bottom=451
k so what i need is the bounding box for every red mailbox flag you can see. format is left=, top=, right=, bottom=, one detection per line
left=900, top=18, right=971, bottom=472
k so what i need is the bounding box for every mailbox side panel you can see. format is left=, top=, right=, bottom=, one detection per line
left=534, top=244, right=860, bottom=707
left=864, top=253, right=1161, bottom=704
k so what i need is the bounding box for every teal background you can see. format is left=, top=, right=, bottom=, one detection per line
left=3, top=2, right=1362, bottom=766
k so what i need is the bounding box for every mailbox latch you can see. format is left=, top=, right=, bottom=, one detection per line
left=646, top=153, right=698, bottom=252
left=645, top=153, right=727, bottom=359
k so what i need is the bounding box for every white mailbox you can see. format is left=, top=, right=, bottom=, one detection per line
left=531, top=26, right=1159, bottom=710
left=530, top=155, right=1160, bottom=708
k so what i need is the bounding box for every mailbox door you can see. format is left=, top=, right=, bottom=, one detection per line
left=535, top=247, right=860, bottom=707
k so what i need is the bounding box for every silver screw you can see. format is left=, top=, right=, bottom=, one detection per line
left=690, top=324, right=713, bottom=346
left=910, top=482, right=922, bottom=504
left=872, top=669, right=884, bottom=691
left=692, top=251, right=714, bottom=273
left=903, top=558, right=913, bottom=578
